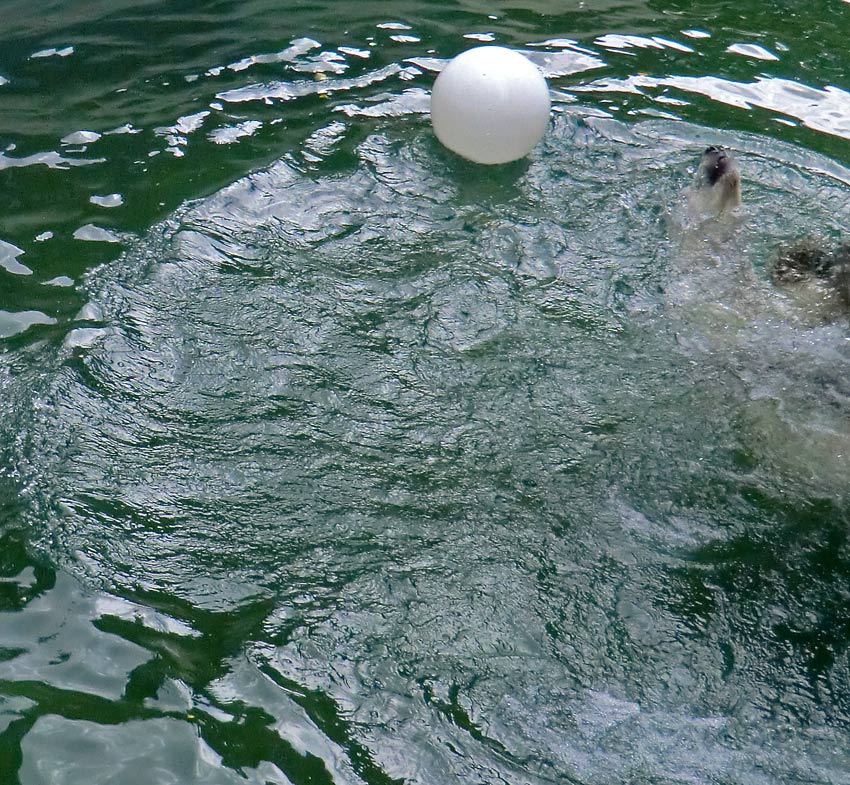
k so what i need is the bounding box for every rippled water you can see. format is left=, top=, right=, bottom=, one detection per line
left=4, top=2, right=850, bottom=783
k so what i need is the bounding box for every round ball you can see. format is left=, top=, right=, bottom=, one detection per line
left=430, top=46, right=551, bottom=165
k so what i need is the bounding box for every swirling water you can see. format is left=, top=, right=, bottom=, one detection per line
left=3, top=2, right=850, bottom=783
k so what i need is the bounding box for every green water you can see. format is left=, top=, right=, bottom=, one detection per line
left=3, top=2, right=850, bottom=783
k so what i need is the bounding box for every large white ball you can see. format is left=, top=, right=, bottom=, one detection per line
left=430, top=46, right=551, bottom=165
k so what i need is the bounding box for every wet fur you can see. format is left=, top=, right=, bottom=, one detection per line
left=691, top=145, right=850, bottom=316
left=681, top=146, right=850, bottom=495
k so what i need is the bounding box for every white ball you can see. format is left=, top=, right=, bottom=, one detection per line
left=430, top=46, right=551, bottom=165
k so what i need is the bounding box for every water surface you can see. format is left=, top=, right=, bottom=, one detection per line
left=3, top=2, right=850, bottom=783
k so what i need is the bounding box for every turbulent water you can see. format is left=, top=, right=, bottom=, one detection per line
left=3, top=2, right=850, bottom=784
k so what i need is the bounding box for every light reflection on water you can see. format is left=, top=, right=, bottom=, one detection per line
left=580, top=72, right=850, bottom=141
left=4, top=2, right=850, bottom=784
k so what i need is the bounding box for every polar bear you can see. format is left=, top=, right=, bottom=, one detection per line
left=688, top=145, right=742, bottom=216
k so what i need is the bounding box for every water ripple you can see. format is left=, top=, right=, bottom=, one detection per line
left=6, top=4, right=850, bottom=783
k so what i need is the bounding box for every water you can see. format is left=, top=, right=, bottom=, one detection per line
left=3, top=2, right=850, bottom=783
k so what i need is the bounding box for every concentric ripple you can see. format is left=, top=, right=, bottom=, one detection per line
left=7, top=111, right=850, bottom=782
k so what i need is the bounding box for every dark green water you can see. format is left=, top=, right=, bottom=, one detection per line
left=3, top=2, right=850, bottom=783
